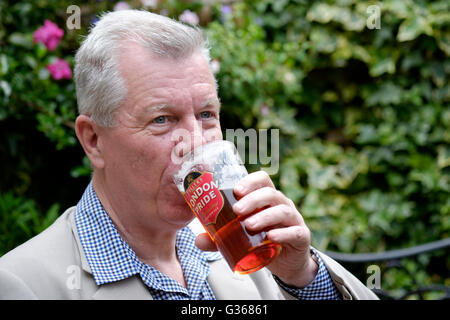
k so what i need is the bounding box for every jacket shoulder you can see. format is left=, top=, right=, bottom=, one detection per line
left=0, top=207, right=82, bottom=299
left=316, top=250, right=379, bottom=300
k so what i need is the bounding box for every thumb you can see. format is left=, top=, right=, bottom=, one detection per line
left=195, top=233, right=218, bottom=252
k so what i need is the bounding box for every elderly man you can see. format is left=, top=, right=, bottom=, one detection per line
left=0, top=10, right=377, bottom=300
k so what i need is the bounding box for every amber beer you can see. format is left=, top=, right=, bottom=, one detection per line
left=174, top=140, right=281, bottom=274
left=211, top=188, right=281, bottom=274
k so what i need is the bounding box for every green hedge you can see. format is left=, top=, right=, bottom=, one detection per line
left=0, top=0, right=449, bottom=298
left=206, top=1, right=449, bottom=254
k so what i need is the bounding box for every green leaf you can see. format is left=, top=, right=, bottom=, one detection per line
left=308, top=166, right=337, bottom=190
left=8, top=32, right=32, bottom=48
left=280, top=163, right=304, bottom=203
left=0, top=80, right=11, bottom=98
left=310, top=27, right=338, bottom=53
left=435, top=31, right=450, bottom=56
left=437, top=145, right=450, bottom=168
left=366, top=82, right=403, bottom=106
left=35, top=43, right=48, bottom=59
left=70, top=156, right=92, bottom=178
left=306, top=3, right=336, bottom=24
left=397, top=16, right=433, bottom=42
left=369, top=56, right=396, bottom=76
left=0, top=54, right=8, bottom=75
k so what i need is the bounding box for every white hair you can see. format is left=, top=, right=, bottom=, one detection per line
left=74, top=10, right=213, bottom=127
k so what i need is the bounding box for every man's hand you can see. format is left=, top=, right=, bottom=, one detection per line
left=195, top=171, right=318, bottom=288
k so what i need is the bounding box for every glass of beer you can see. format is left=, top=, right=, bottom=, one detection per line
left=173, top=140, right=282, bottom=274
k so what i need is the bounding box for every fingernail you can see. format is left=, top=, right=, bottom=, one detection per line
left=234, top=202, right=243, bottom=212
left=246, top=217, right=256, bottom=227
left=235, top=184, right=244, bottom=192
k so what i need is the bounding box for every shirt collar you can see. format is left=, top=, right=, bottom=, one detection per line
left=74, top=182, right=221, bottom=288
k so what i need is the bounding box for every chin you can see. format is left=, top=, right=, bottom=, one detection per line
left=161, top=202, right=195, bottom=228
left=177, top=205, right=196, bottom=224
left=158, top=183, right=195, bottom=226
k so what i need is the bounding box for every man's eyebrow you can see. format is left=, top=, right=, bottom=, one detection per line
left=142, top=104, right=169, bottom=113
left=142, top=99, right=221, bottom=113
left=200, top=98, right=221, bottom=109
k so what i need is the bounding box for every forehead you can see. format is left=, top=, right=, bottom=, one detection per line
left=115, top=42, right=219, bottom=119
left=117, top=42, right=216, bottom=92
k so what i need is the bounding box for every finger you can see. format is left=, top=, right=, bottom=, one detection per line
left=234, top=171, right=275, bottom=198
left=244, top=204, right=303, bottom=232
left=266, top=225, right=311, bottom=249
left=195, top=232, right=218, bottom=252
left=233, top=187, right=290, bottom=216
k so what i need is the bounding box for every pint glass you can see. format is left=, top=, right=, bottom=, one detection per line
left=173, top=140, right=282, bottom=274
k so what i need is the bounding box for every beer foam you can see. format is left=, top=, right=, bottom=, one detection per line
left=173, top=140, right=247, bottom=192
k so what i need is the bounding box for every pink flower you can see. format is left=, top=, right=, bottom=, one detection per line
left=179, top=10, right=199, bottom=25
left=210, top=59, right=220, bottom=74
left=260, top=104, right=269, bottom=116
left=33, top=20, right=64, bottom=51
left=221, top=5, right=232, bottom=16
left=114, top=1, right=131, bottom=11
left=47, top=58, right=72, bottom=80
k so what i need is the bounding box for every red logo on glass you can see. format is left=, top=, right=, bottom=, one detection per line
left=183, top=172, right=224, bottom=225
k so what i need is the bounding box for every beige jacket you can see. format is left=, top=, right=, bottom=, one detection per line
left=0, top=207, right=378, bottom=300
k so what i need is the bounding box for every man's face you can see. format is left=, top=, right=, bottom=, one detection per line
left=97, top=43, right=222, bottom=231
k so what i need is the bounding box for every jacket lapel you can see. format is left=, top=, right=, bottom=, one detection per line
left=69, top=209, right=152, bottom=299
left=207, top=259, right=285, bottom=300
left=92, top=276, right=153, bottom=300
left=207, top=259, right=261, bottom=299
left=69, top=207, right=92, bottom=274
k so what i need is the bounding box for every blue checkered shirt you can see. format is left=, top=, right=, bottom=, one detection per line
left=75, top=182, right=341, bottom=300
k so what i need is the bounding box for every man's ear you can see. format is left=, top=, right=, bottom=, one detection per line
left=75, top=115, right=105, bottom=169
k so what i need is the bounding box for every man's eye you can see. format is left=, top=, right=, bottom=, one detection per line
left=153, top=116, right=167, bottom=124
left=200, top=111, right=213, bottom=119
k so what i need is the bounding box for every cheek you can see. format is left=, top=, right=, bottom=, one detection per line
left=137, top=139, right=175, bottom=184
left=130, top=136, right=173, bottom=168
left=102, top=138, right=155, bottom=181
left=113, top=141, right=145, bottom=171
left=204, top=126, right=223, bottom=142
